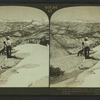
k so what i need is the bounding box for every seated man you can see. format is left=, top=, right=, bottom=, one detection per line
left=78, top=42, right=85, bottom=56
left=0, top=41, right=6, bottom=55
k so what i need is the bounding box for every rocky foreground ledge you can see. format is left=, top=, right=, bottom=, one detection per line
left=0, top=44, right=49, bottom=87
left=50, top=45, right=100, bottom=87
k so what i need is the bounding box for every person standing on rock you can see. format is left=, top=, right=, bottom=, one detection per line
left=84, top=37, right=90, bottom=59
left=6, top=36, right=12, bottom=58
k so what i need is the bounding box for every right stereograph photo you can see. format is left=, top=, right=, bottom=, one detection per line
left=50, top=6, right=100, bottom=87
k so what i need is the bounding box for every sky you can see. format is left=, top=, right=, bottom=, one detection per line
left=51, top=6, right=100, bottom=22
left=0, top=6, right=48, bottom=22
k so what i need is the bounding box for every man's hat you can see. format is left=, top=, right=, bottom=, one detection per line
left=6, top=36, right=10, bottom=39
left=85, top=37, right=88, bottom=41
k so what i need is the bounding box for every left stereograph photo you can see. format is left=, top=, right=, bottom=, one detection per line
left=0, top=6, right=49, bottom=87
